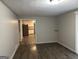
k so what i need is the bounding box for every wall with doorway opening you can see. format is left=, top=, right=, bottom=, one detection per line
left=20, top=17, right=58, bottom=44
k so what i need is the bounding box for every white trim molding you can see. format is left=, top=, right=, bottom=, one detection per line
left=9, top=43, right=19, bottom=59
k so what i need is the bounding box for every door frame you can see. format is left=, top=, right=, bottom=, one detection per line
left=19, top=19, right=37, bottom=44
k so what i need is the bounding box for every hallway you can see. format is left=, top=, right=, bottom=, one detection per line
left=21, top=35, right=36, bottom=45
left=13, top=43, right=78, bottom=59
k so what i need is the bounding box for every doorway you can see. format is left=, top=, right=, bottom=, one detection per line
left=20, top=20, right=36, bottom=45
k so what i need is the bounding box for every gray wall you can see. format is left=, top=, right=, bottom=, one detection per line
left=35, top=17, right=58, bottom=44
left=0, top=1, right=19, bottom=59
left=57, top=11, right=77, bottom=53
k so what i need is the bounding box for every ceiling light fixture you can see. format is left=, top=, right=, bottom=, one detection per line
left=50, top=0, right=64, bottom=4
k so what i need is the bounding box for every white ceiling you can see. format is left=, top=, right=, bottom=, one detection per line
left=2, top=0, right=78, bottom=17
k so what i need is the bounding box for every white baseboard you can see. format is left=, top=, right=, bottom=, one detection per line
left=36, top=41, right=57, bottom=44
left=9, top=43, right=19, bottom=59
left=58, top=42, right=77, bottom=54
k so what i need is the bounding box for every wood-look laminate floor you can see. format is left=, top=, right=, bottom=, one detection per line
left=13, top=43, right=78, bottom=59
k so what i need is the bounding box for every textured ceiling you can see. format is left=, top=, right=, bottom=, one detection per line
left=2, top=0, right=78, bottom=17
